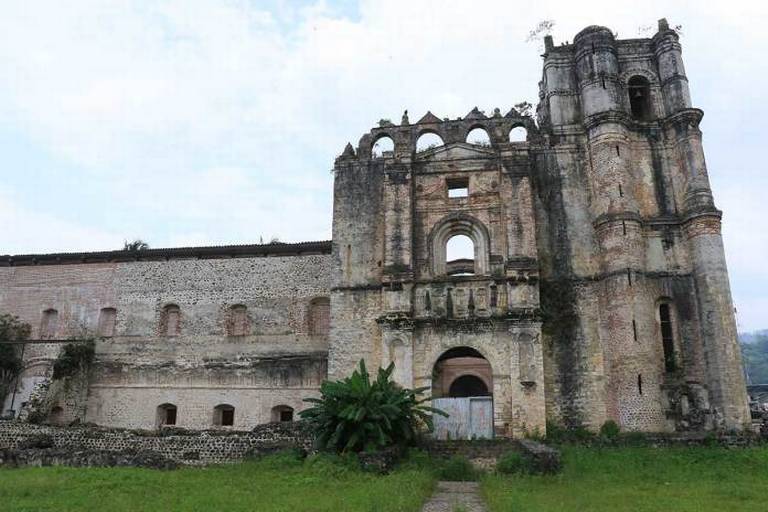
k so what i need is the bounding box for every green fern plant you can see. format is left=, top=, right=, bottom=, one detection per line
left=300, top=359, right=446, bottom=453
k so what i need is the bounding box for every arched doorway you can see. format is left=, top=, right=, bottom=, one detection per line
left=432, top=347, right=492, bottom=398
left=431, top=347, right=494, bottom=439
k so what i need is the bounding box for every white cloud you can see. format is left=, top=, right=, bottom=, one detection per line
left=0, top=0, right=766, bottom=328
left=0, top=188, right=123, bottom=254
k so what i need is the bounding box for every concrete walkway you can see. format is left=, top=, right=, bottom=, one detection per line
left=421, top=481, right=488, bottom=512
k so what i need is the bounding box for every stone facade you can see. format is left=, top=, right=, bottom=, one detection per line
left=1, top=245, right=332, bottom=430
left=0, top=19, right=751, bottom=436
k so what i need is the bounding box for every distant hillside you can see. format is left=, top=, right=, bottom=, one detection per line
left=741, top=330, right=768, bottom=385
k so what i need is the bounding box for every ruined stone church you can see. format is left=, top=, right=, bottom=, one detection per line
left=1, top=20, right=751, bottom=436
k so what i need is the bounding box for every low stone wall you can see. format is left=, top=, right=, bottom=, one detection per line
left=0, top=420, right=313, bottom=467
left=423, top=438, right=562, bottom=474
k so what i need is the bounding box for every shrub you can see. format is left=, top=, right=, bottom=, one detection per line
left=252, top=448, right=306, bottom=469
left=599, top=420, right=620, bottom=439
left=300, top=359, right=446, bottom=453
left=496, top=451, right=529, bottom=475
left=52, top=339, right=96, bottom=380
left=622, top=431, right=648, bottom=446
left=0, top=314, right=30, bottom=402
left=436, top=455, right=478, bottom=481
left=545, top=420, right=596, bottom=445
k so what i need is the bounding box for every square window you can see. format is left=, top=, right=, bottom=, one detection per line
left=447, top=178, right=469, bottom=198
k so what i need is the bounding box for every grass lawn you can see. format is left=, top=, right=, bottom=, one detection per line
left=483, top=445, right=768, bottom=512
left=0, top=453, right=435, bottom=512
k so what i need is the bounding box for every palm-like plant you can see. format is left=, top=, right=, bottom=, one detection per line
left=123, top=239, right=149, bottom=251
left=300, top=359, right=446, bottom=453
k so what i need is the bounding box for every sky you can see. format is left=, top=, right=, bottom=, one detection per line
left=0, top=0, right=766, bottom=331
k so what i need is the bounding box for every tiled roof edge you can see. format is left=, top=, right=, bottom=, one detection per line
left=1, top=240, right=333, bottom=267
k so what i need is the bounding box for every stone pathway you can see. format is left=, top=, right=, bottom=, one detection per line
left=421, top=481, right=488, bottom=512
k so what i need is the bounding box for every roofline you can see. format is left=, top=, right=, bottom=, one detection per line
left=0, top=240, right=333, bottom=267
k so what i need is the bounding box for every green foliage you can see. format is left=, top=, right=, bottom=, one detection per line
left=123, top=239, right=149, bottom=251
left=523, top=425, right=544, bottom=441
left=514, top=101, right=534, bottom=117
left=742, top=331, right=768, bottom=384
left=52, top=339, right=96, bottom=380
left=545, top=421, right=595, bottom=444
left=484, top=445, right=768, bottom=512
left=300, top=359, right=446, bottom=453
left=599, top=420, right=620, bottom=440
left=0, top=452, right=436, bottom=512
left=0, top=314, right=30, bottom=400
left=435, top=455, right=478, bottom=482
left=495, top=451, right=529, bottom=475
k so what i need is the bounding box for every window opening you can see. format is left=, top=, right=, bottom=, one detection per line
left=628, top=76, right=652, bottom=120
left=659, top=304, right=677, bottom=372
left=447, top=177, right=469, bottom=198
left=446, top=234, right=475, bottom=276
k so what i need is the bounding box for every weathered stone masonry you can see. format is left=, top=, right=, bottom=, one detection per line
left=1, top=243, right=332, bottom=430
left=0, top=19, right=751, bottom=436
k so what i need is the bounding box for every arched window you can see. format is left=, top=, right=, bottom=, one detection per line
left=416, top=132, right=444, bottom=152
left=430, top=214, right=490, bottom=276
left=509, top=126, right=527, bottom=142
left=659, top=303, right=677, bottom=372
left=156, top=403, right=177, bottom=427
left=97, top=307, right=117, bottom=337
left=372, top=136, right=394, bottom=158
left=628, top=76, right=652, bottom=120
left=40, top=309, right=58, bottom=339
left=213, top=404, right=235, bottom=427
left=227, top=305, right=249, bottom=337
left=466, top=127, right=491, bottom=146
left=308, top=297, right=330, bottom=337
left=446, top=234, right=475, bottom=276
left=271, top=405, right=294, bottom=422
left=160, top=304, right=181, bottom=337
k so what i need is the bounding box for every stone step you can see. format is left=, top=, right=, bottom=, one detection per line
left=421, top=481, right=488, bottom=512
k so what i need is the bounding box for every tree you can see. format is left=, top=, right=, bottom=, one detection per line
left=0, top=314, right=31, bottom=405
left=526, top=19, right=555, bottom=43
left=300, top=359, right=446, bottom=453
left=742, top=331, right=768, bottom=384
left=52, top=338, right=96, bottom=380
left=123, top=239, right=149, bottom=251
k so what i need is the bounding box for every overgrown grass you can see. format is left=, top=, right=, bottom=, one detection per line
left=483, top=445, right=768, bottom=512
left=0, top=452, right=435, bottom=512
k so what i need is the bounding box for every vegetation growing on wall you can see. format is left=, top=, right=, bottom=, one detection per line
left=539, top=278, right=579, bottom=345
left=52, top=338, right=96, bottom=381
left=300, top=360, right=445, bottom=453
left=0, top=314, right=30, bottom=403
left=539, top=278, right=583, bottom=429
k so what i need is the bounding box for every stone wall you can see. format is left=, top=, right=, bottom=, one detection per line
left=0, top=420, right=313, bottom=466
left=1, top=247, right=332, bottom=429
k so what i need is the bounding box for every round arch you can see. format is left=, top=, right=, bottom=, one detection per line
left=465, top=125, right=492, bottom=146
left=371, top=133, right=395, bottom=158
left=429, top=213, right=491, bottom=276
left=448, top=375, right=490, bottom=397
left=415, top=130, right=445, bottom=152
left=431, top=346, right=493, bottom=399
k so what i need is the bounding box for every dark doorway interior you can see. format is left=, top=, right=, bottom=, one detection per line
left=448, top=375, right=490, bottom=398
